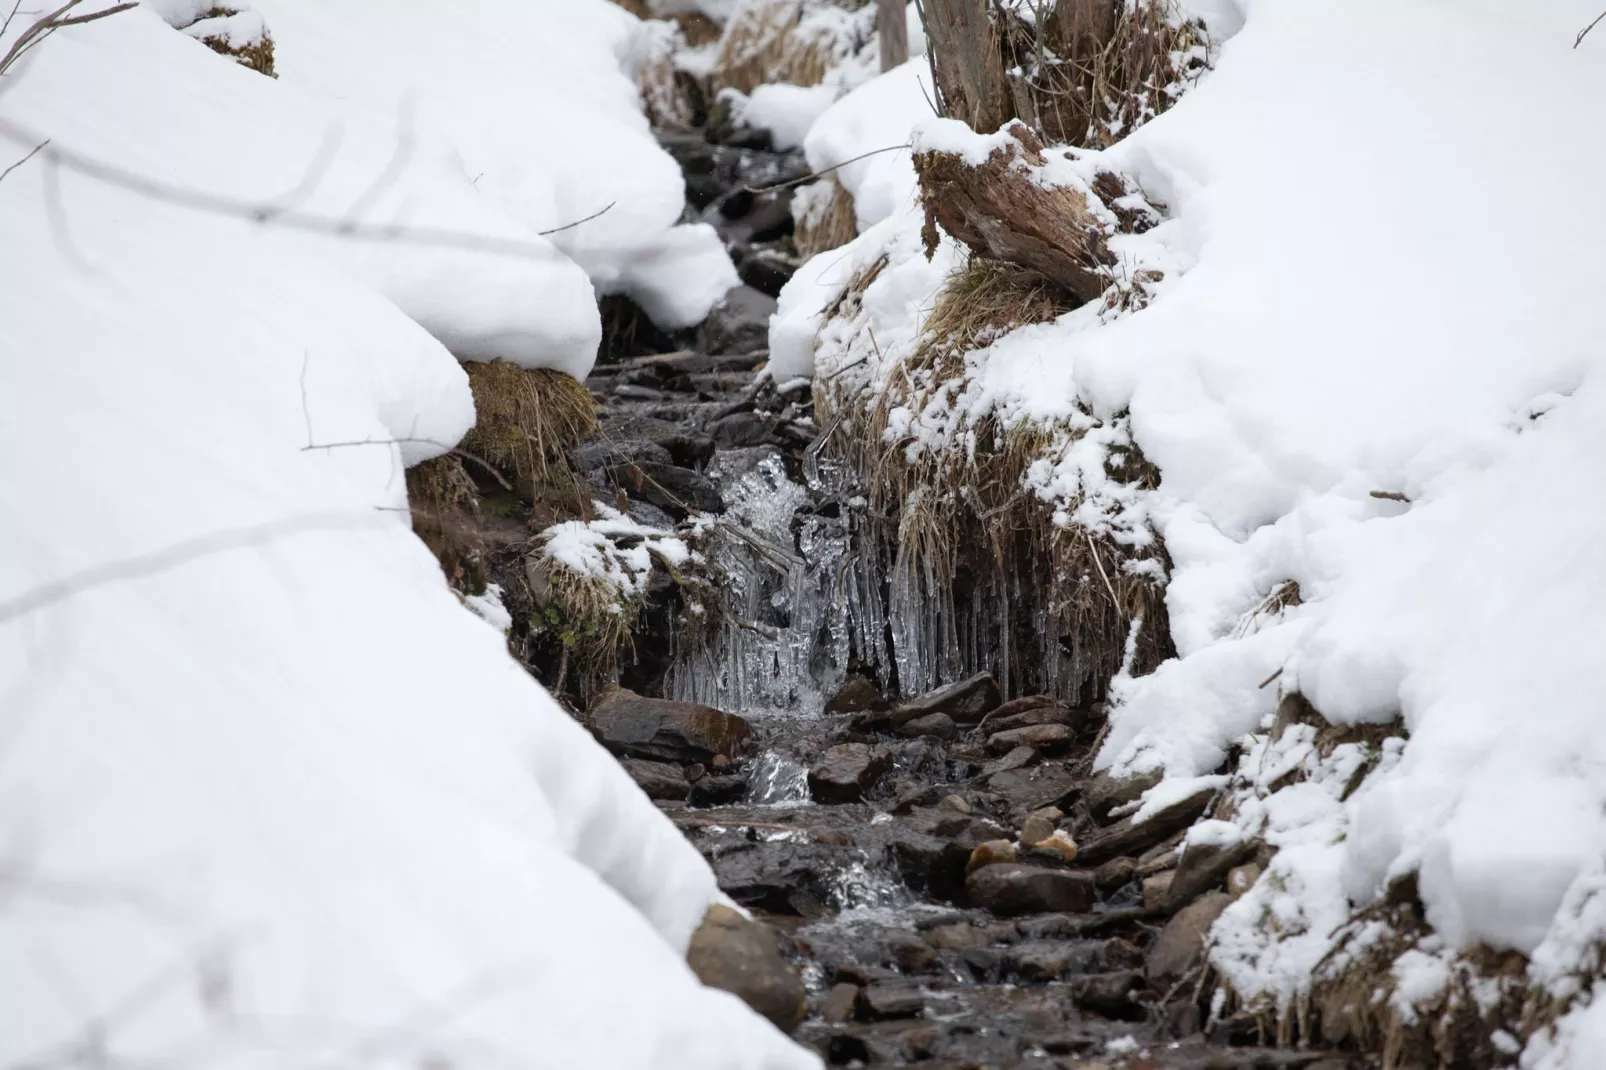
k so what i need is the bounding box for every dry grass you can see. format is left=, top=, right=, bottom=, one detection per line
left=526, top=556, right=640, bottom=694
left=190, top=6, right=276, bottom=77
left=459, top=361, right=597, bottom=501
left=710, top=0, right=869, bottom=95
left=792, top=177, right=858, bottom=258
left=405, top=453, right=485, bottom=595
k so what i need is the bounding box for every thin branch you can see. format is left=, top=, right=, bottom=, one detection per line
left=744, top=143, right=911, bottom=194
left=303, top=437, right=514, bottom=493
left=49, top=0, right=131, bottom=27
left=0, top=135, right=45, bottom=182
left=1577, top=8, right=1606, bottom=47
left=537, top=199, right=616, bottom=236
left=0, top=0, right=29, bottom=42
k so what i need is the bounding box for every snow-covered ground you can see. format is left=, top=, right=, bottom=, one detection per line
left=769, top=0, right=1606, bottom=1060
left=0, top=4, right=814, bottom=1067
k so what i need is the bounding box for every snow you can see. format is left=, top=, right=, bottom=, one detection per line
left=250, top=0, right=737, bottom=334
left=734, top=82, right=838, bottom=151
left=541, top=503, right=698, bottom=598
left=801, top=56, right=932, bottom=230
left=0, top=8, right=817, bottom=1068
left=771, top=0, right=1606, bottom=1055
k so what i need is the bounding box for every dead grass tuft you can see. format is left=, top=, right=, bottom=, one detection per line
left=405, top=453, right=485, bottom=595
left=792, top=177, right=859, bottom=259
left=189, top=7, right=276, bottom=77
left=459, top=361, right=597, bottom=500
left=710, top=0, right=869, bottom=95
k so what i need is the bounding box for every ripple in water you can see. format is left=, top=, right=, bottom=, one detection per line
left=746, top=749, right=811, bottom=806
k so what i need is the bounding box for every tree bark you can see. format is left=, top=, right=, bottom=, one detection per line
left=877, top=0, right=909, bottom=72
left=917, top=0, right=1012, bottom=132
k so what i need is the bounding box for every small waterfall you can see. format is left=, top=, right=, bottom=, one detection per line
left=745, top=748, right=810, bottom=805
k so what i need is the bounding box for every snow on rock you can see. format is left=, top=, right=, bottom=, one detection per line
left=0, top=11, right=816, bottom=1069
left=252, top=0, right=737, bottom=334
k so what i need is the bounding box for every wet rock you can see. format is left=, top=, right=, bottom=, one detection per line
left=965, top=839, right=1017, bottom=876
left=1085, top=768, right=1164, bottom=825
left=590, top=689, right=750, bottom=763
left=686, top=904, right=807, bottom=1033
left=1071, top=970, right=1145, bottom=1018
left=896, top=712, right=958, bottom=740
left=611, top=460, right=724, bottom=517
left=698, top=285, right=776, bottom=354
left=572, top=437, right=675, bottom=475
left=938, top=793, right=972, bottom=814
left=620, top=757, right=692, bottom=801
left=1147, top=890, right=1232, bottom=987
left=1102, top=936, right=1146, bottom=971
left=708, top=410, right=781, bottom=448
left=885, top=827, right=971, bottom=901
left=1094, top=856, right=1139, bottom=891
left=986, top=722, right=1072, bottom=754
left=980, top=745, right=1038, bottom=777
left=1076, top=783, right=1218, bottom=865
left=689, top=773, right=749, bottom=807
left=820, top=981, right=859, bottom=1023
left=925, top=921, right=1010, bottom=951
left=1142, top=871, right=1175, bottom=910
left=737, top=244, right=799, bottom=296
left=856, top=982, right=925, bottom=1020
left=1164, top=832, right=1256, bottom=911
left=981, top=693, right=1055, bottom=720
left=1229, top=861, right=1262, bottom=898
left=892, top=671, right=1001, bottom=725
left=984, top=763, right=1077, bottom=812
left=882, top=931, right=939, bottom=973
left=598, top=413, right=715, bottom=469
left=808, top=743, right=891, bottom=803
left=984, top=702, right=1082, bottom=734
left=823, top=674, right=886, bottom=715
left=1020, top=814, right=1056, bottom=845
left=711, top=841, right=840, bottom=916
left=1005, top=940, right=1080, bottom=981
left=965, top=863, right=1095, bottom=916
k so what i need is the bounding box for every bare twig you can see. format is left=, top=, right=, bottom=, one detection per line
left=0, top=135, right=45, bottom=182
left=538, top=199, right=616, bottom=236
left=0, top=0, right=137, bottom=79
left=1576, top=9, right=1606, bottom=47
left=303, top=437, right=515, bottom=492
left=744, top=143, right=911, bottom=194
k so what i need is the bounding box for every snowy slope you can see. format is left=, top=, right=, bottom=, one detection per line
left=0, top=10, right=815, bottom=1068
left=771, top=0, right=1606, bottom=1055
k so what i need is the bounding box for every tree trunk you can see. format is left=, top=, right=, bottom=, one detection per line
left=877, top=0, right=909, bottom=72
left=917, top=0, right=1013, bottom=132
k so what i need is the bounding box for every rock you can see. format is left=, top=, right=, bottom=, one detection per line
left=1147, top=891, right=1233, bottom=987
left=856, top=982, right=925, bottom=1020
left=882, top=931, right=939, bottom=973
left=1036, top=830, right=1078, bottom=862
left=925, top=922, right=1004, bottom=951
left=808, top=743, right=891, bottom=803
left=711, top=841, right=840, bottom=916
left=1163, top=832, right=1256, bottom=911
left=737, top=245, right=799, bottom=296
left=590, top=689, right=750, bottom=763
left=984, top=763, right=1077, bottom=812
left=1076, top=783, right=1219, bottom=866
left=1102, top=936, right=1145, bottom=971
left=598, top=413, right=716, bottom=469
left=1084, top=768, right=1163, bottom=825
left=1070, top=970, right=1144, bottom=1017
left=891, top=671, right=1001, bottom=725
left=698, top=285, right=776, bottom=355
left=981, top=694, right=1056, bottom=720
left=610, top=460, right=724, bottom=517
left=984, top=703, right=1082, bottom=734
left=965, top=863, right=1095, bottom=916
left=980, top=745, right=1038, bottom=777
left=1019, top=814, right=1056, bottom=846
left=688, top=773, right=749, bottom=807
left=686, top=903, right=806, bottom=1034
left=620, top=757, right=692, bottom=801
left=965, top=839, right=1017, bottom=876
left=1142, top=871, right=1175, bottom=910
left=896, top=712, right=958, bottom=740
left=572, top=437, right=674, bottom=475
left=986, top=723, right=1072, bottom=754
left=1005, top=941, right=1084, bottom=982
left=824, top=675, right=886, bottom=714
left=820, top=982, right=859, bottom=1023
left=830, top=962, right=898, bottom=986
left=1228, top=862, right=1262, bottom=898
left=1094, top=857, right=1139, bottom=891
left=938, top=793, right=972, bottom=814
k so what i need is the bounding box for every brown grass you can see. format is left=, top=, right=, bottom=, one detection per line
left=406, top=453, right=485, bottom=595
left=709, top=0, right=870, bottom=95
left=459, top=361, right=597, bottom=499
left=792, top=177, right=858, bottom=259
left=190, top=7, right=276, bottom=77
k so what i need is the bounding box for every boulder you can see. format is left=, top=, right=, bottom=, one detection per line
left=896, top=712, right=958, bottom=740
left=891, top=672, right=1001, bottom=725
left=1146, top=891, right=1232, bottom=988
left=698, top=285, right=776, bottom=355
left=686, top=903, right=806, bottom=1034
left=688, top=773, right=749, bottom=807
left=824, top=674, right=886, bottom=715
left=808, top=743, right=891, bottom=803
left=589, top=689, right=750, bottom=763
left=711, top=841, right=839, bottom=916
left=986, top=723, right=1072, bottom=754
left=820, top=982, right=859, bottom=1023
left=620, top=757, right=691, bottom=801
left=964, top=863, right=1095, bottom=916
left=856, top=982, right=925, bottom=1021
left=980, top=745, right=1037, bottom=777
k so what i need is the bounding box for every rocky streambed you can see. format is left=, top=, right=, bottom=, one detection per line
left=560, top=124, right=1357, bottom=1068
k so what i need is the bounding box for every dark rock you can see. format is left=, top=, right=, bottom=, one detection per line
left=824, top=675, right=887, bottom=715
left=808, top=743, right=890, bottom=803
left=984, top=703, right=1083, bottom=735
left=1102, top=936, right=1145, bottom=971
left=891, top=672, right=1001, bottom=725
left=981, top=694, right=1056, bottom=721
left=1163, top=833, right=1256, bottom=912
left=856, top=982, right=925, bottom=1021
left=687, top=903, right=806, bottom=1033
left=980, top=745, right=1038, bottom=777
left=620, top=757, right=692, bottom=801
left=896, top=712, right=958, bottom=740
left=985, top=723, right=1072, bottom=754
left=925, top=921, right=1009, bottom=951
left=1076, top=783, right=1219, bottom=866
left=964, top=863, right=1095, bottom=916
left=1004, top=940, right=1081, bottom=981
left=688, top=773, right=749, bottom=807
left=820, top=982, right=859, bottom=1023
left=709, top=411, right=781, bottom=448
left=882, top=931, right=939, bottom=973
left=1093, top=856, right=1140, bottom=892
left=984, top=764, right=1077, bottom=812
left=698, top=285, right=777, bottom=355
left=1085, top=768, right=1164, bottom=825
left=885, top=826, right=970, bottom=901
left=596, top=413, right=715, bottom=469
left=572, top=438, right=674, bottom=475
left=711, top=841, right=839, bottom=916
left=610, top=460, right=724, bottom=517
left=1070, top=970, right=1145, bottom=1018
left=589, top=689, right=750, bottom=763
left=1147, top=890, right=1232, bottom=987
left=737, top=245, right=800, bottom=296
left=830, top=962, right=898, bottom=987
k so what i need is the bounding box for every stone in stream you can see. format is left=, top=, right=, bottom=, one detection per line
left=611, top=459, right=724, bottom=517
left=890, top=671, right=1001, bottom=725
left=710, top=840, right=840, bottom=916
left=1147, top=890, right=1233, bottom=988
left=708, top=410, right=781, bottom=448
left=1071, top=970, right=1145, bottom=1018
left=986, top=722, right=1072, bottom=754
left=965, top=862, right=1095, bottom=916
left=1084, top=767, right=1164, bottom=825
left=980, top=745, right=1038, bottom=777
left=698, top=285, right=776, bottom=354
left=1004, top=940, right=1084, bottom=982
left=823, top=674, right=886, bottom=714
left=688, top=773, right=749, bottom=807
left=571, top=437, right=674, bottom=475
left=1094, top=856, right=1139, bottom=891
left=736, top=244, right=799, bottom=297
left=819, top=981, right=859, bottom=1023
left=984, top=763, right=1077, bottom=813
left=808, top=743, right=890, bottom=803
left=597, top=413, right=715, bottom=469
left=984, top=703, right=1083, bottom=734
left=896, top=712, right=958, bottom=740
left=938, top=793, right=972, bottom=814
left=589, top=688, right=750, bottom=763
left=686, top=903, right=807, bottom=1034
left=1075, top=783, right=1219, bottom=866
left=964, top=839, right=1017, bottom=876
left=855, top=982, right=925, bottom=1020
left=881, top=930, right=940, bottom=973
left=619, top=757, right=692, bottom=801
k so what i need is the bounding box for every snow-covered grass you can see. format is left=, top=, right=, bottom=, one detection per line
left=0, top=6, right=817, bottom=1067
left=771, top=0, right=1606, bottom=1062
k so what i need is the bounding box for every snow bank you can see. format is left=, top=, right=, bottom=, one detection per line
left=251, top=0, right=737, bottom=333
left=801, top=56, right=930, bottom=230
left=0, top=11, right=815, bottom=1068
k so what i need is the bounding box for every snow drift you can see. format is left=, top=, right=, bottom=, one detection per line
left=0, top=7, right=814, bottom=1068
